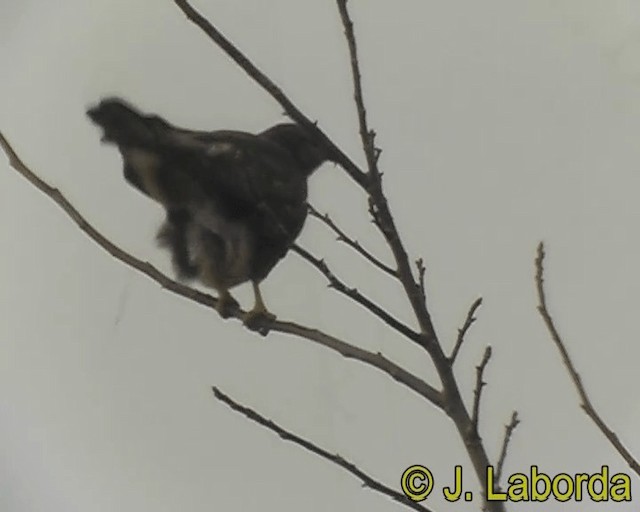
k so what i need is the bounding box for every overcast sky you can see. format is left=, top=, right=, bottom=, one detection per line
left=2, top=1, right=640, bottom=511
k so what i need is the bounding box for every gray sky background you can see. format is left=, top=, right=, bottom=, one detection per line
left=2, top=1, right=640, bottom=511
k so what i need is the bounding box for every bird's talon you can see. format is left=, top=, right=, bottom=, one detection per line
left=243, top=309, right=276, bottom=335
left=216, top=293, right=240, bottom=319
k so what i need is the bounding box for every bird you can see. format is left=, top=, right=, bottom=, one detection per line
left=87, top=97, right=332, bottom=329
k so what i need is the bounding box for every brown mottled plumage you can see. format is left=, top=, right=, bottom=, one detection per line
left=87, top=97, right=331, bottom=327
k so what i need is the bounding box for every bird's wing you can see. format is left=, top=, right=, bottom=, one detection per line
left=160, top=129, right=309, bottom=241
left=169, top=130, right=305, bottom=197
left=175, top=130, right=305, bottom=202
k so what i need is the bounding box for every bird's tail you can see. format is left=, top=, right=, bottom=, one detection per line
left=87, top=97, right=172, bottom=148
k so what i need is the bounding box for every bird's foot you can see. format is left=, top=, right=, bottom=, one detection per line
left=216, top=292, right=240, bottom=319
left=243, top=308, right=276, bottom=336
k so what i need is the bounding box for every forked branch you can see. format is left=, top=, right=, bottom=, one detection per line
left=334, top=0, right=438, bottom=348
left=307, top=203, right=397, bottom=278
left=173, top=0, right=369, bottom=190
left=291, top=244, right=420, bottom=343
left=172, top=0, right=435, bottom=348
left=333, top=3, right=505, bottom=510
left=6, top=1, right=511, bottom=509
left=0, top=131, right=443, bottom=411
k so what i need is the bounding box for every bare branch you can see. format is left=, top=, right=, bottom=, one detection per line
left=535, top=242, right=640, bottom=476
left=291, top=244, right=421, bottom=344
left=173, top=0, right=433, bottom=353
left=0, top=130, right=442, bottom=411
left=8, top=0, right=508, bottom=505
left=495, top=411, right=520, bottom=485
left=334, top=1, right=438, bottom=342
left=307, top=203, right=397, bottom=278
left=334, top=0, right=438, bottom=344
left=332, top=7, right=504, bottom=508
left=336, top=0, right=379, bottom=178
left=212, top=386, right=434, bottom=512
left=450, top=298, right=483, bottom=364
left=282, top=322, right=443, bottom=410
left=471, top=346, right=492, bottom=434
left=172, top=0, right=369, bottom=190
left=0, top=134, right=220, bottom=307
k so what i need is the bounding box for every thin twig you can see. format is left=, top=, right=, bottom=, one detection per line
left=0, top=130, right=442, bottom=411
left=450, top=298, right=483, bottom=364
left=291, top=244, right=421, bottom=344
left=172, top=0, right=369, bottom=190
left=471, top=346, right=492, bottom=434
left=336, top=0, right=379, bottom=178
left=212, top=386, right=434, bottom=512
left=535, top=242, right=640, bottom=476
left=307, top=203, right=397, bottom=278
left=495, top=411, right=520, bottom=485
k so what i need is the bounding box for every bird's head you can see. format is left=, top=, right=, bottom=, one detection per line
left=260, top=123, right=333, bottom=176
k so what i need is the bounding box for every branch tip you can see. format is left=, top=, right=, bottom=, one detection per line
left=450, top=297, right=483, bottom=364
left=534, top=242, right=640, bottom=476
left=495, top=411, right=520, bottom=485
left=471, top=345, right=492, bottom=434
left=211, top=385, right=434, bottom=512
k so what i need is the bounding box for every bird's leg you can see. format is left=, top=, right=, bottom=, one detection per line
left=243, top=281, right=276, bottom=334
left=216, top=288, right=239, bottom=319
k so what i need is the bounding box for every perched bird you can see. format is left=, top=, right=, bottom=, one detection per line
left=87, top=97, right=331, bottom=327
